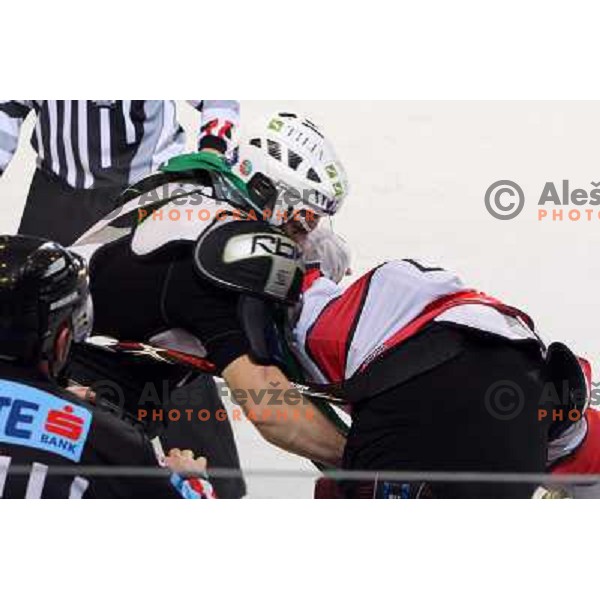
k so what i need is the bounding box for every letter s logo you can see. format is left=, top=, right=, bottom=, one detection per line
left=45, top=405, right=85, bottom=441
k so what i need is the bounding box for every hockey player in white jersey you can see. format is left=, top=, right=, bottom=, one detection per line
left=293, top=229, right=590, bottom=498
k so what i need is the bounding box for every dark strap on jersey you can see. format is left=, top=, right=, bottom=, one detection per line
left=343, top=324, right=467, bottom=403
left=194, top=219, right=304, bottom=305
left=117, top=170, right=211, bottom=208
left=118, top=167, right=250, bottom=216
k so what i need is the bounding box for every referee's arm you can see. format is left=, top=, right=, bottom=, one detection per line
left=187, top=100, right=240, bottom=155
left=0, top=101, right=32, bottom=176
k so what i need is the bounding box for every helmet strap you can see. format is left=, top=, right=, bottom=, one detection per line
left=246, top=172, right=278, bottom=216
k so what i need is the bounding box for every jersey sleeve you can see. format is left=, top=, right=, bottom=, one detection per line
left=136, top=431, right=216, bottom=499
left=187, top=100, right=239, bottom=156
left=88, top=408, right=216, bottom=498
left=169, top=473, right=217, bottom=499
left=162, top=255, right=251, bottom=373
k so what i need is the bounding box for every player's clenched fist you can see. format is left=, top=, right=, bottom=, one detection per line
left=164, top=448, right=208, bottom=476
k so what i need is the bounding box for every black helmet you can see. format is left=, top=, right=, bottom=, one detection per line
left=0, top=235, right=93, bottom=364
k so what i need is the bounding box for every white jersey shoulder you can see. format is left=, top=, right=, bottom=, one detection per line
left=292, top=260, right=537, bottom=384
left=131, top=192, right=222, bottom=257
left=71, top=181, right=222, bottom=261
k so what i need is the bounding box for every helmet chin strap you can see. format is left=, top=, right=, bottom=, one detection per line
left=296, top=210, right=315, bottom=233
left=45, top=347, right=71, bottom=385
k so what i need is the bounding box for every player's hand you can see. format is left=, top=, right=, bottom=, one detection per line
left=67, top=385, right=96, bottom=403
left=164, top=448, right=208, bottom=477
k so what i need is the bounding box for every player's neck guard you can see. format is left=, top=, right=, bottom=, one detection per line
left=160, top=151, right=248, bottom=197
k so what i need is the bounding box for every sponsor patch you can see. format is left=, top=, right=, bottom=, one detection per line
left=0, top=380, right=92, bottom=462
left=268, top=118, right=284, bottom=133
left=239, top=159, right=253, bottom=177
left=326, top=164, right=338, bottom=179
left=333, top=182, right=344, bottom=198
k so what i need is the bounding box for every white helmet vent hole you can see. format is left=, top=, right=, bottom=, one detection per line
left=267, top=140, right=282, bottom=161
left=288, top=151, right=303, bottom=171
left=307, top=168, right=321, bottom=183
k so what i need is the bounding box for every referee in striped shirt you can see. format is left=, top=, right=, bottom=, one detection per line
left=0, top=100, right=239, bottom=244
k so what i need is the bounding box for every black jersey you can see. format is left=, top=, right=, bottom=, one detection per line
left=89, top=235, right=250, bottom=373
left=72, top=167, right=301, bottom=375
left=0, top=363, right=211, bottom=499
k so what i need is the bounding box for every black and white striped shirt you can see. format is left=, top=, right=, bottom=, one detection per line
left=0, top=100, right=239, bottom=189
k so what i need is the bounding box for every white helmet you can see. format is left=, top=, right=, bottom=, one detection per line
left=232, top=112, right=349, bottom=229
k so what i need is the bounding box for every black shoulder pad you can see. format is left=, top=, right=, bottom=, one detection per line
left=193, top=219, right=304, bottom=305
left=546, top=342, right=588, bottom=440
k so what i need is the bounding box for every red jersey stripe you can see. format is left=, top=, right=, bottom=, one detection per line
left=305, top=273, right=373, bottom=382
left=302, top=267, right=323, bottom=293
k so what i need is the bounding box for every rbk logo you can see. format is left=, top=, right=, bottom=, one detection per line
left=251, top=234, right=300, bottom=260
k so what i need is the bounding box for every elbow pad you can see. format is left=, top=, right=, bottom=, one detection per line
left=238, top=295, right=289, bottom=372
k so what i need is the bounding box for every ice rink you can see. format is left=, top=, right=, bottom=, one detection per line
left=1, top=101, right=598, bottom=497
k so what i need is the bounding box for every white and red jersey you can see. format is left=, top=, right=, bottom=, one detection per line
left=291, top=260, right=539, bottom=385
